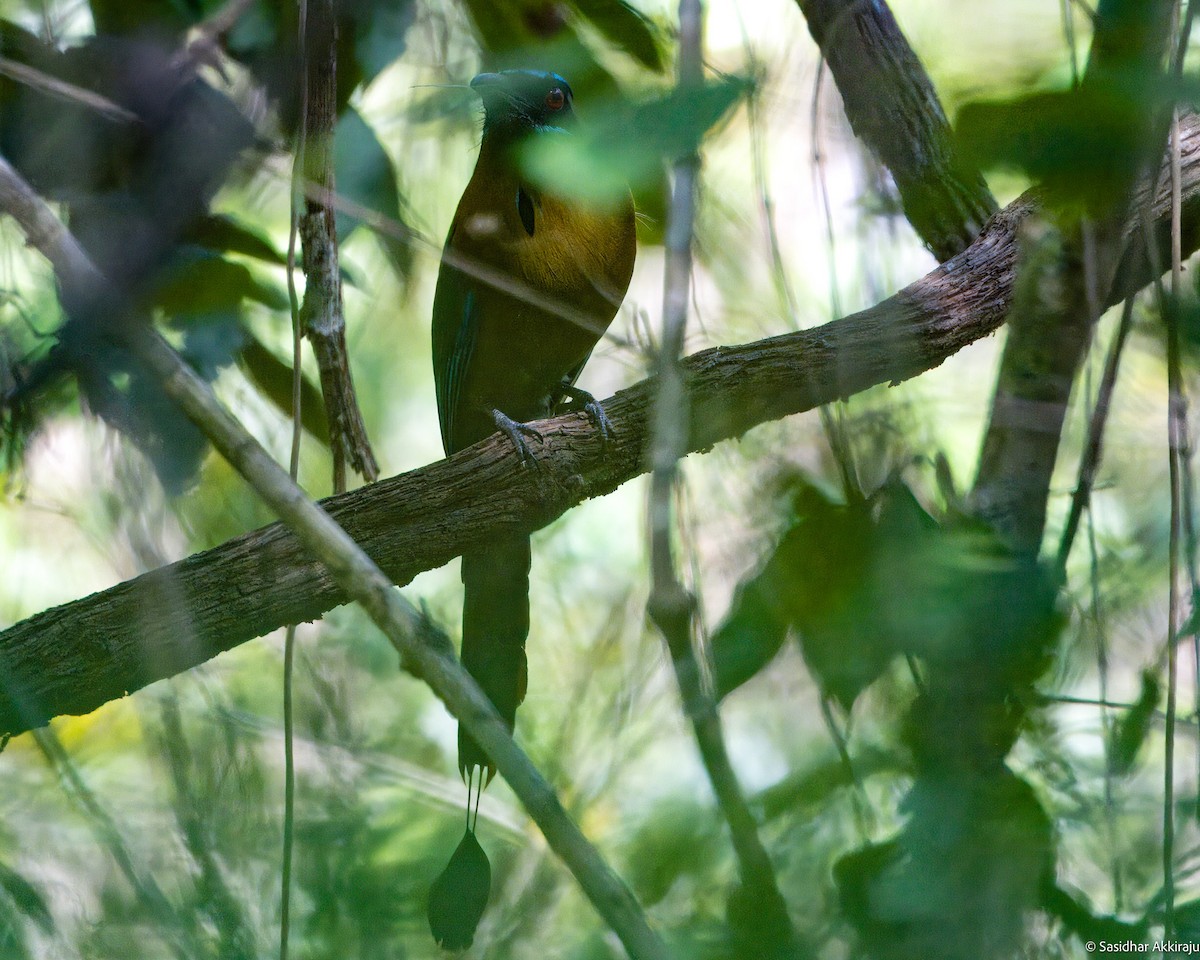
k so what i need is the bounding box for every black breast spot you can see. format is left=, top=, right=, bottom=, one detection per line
left=517, top=187, right=535, bottom=237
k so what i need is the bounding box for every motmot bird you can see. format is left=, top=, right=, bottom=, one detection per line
left=432, top=70, right=636, bottom=777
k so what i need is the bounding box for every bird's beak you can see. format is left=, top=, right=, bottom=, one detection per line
left=469, top=73, right=504, bottom=93
left=469, top=73, right=510, bottom=114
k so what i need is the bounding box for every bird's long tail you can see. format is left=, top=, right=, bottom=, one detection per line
left=458, top=535, right=531, bottom=777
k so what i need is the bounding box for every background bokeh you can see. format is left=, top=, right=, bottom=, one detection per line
left=0, top=0, right=1192, bottom=957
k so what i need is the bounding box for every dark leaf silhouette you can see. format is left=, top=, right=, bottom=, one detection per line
left=571, top=0, right=663, bottom=71
left=428, top=828, right=492, bottom=951
left=185, top=215, right=286, bottom=266
left=1108, top=669, right=1160, bottom=776
left=334, top=107, right=413, bottom=280
left=0, top=863, right=53, bottom=934
left=238, top=334, right=331, bottom=445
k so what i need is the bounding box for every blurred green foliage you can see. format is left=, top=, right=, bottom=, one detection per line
left=521, top=76, right=750, bottom=209
left=956, top=69, right=1200, bottom=216
left=0, top=0, right=1193, bottom=958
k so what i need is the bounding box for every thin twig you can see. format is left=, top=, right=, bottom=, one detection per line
left=1165, top=319, right=1181, bottom=942
left=1060, top=0, right=1081, bottom=85
left=1034, top=692, right=1137, bottom=710
left=1060, top=0, right=1118, bottom=870
left=279, top=0, right=310, bottom=952
left=808, top=57, right=858, bottom=500
left=280, top=623, right=297, bottom=960
left=171, top=0, right=257, bottom=74
left=795, top=0, right=997, bottom=260
left=0, top=56, right=137, bottom=123
left=1055, top=296, right=1137, bottom=576
left=737, top=29, right=800, bottom=333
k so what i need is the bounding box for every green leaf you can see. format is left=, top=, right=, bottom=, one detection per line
left=458, top=0, right=536, bottom=54
left=88, top=0, right=199, bottom=36
left=622, top=800, right=720, bottom=906
left=714, top=473, right=1062, bottom=712
left=957, top=71, right=1200, bottom=214
left=334, top=107, right=412, bottom=280
left=147, top=249, right=288, bottom=316
left=710, top=534, right=797, bottom=701
left=784, top=489, right=897, bottom=711
left=1043, top=882, right=1147, bottom=947
left=1175, top=899, right=1200, bottom=943
left=1108, top=670, right=1160, bottom=776
left=751, top=746, right=902, bottom=821
left=427, top=828, right=491, bottom=951
left=521, top=76, right=750, bottom=207
left=346, top=0, right=417, bottom=86
left=712, top=478, right=896, bottom=708
left=185, top=215, right=286, bottom=265
left=571, top=0, right=663, bottom=71
left=0, top=864, right=52, bottom=934
left=839, top=771, right=1052, bottom=960
left=238, top=333, right=330, bottom=445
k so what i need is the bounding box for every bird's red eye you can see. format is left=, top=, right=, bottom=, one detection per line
left=545, top=87, right=566, bottom=110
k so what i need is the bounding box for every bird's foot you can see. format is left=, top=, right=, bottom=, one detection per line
left=491, top=408, right=543, bottom=468
left=555, top=383, right=613, bottom=445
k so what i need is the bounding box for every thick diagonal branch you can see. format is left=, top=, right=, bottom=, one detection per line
left=2, top=116, right=1200, bottom=740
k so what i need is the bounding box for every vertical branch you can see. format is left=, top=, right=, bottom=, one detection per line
left=1168, top=0, right=1200, bottom=848
left=648, top=2, right=800, bottom=954
left=298, top=0, right=378, bottom=490
left=971, top=219, right=1097, bottom=555
left=280, top=4, right=310, bottom=949
left=972, top=0, right=1175, bottom=554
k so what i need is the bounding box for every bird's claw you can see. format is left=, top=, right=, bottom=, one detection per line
left=491, top=408, right=543, bottom=469
left=582, top=398, right=613, bottom=445
left=556, top=383, right=614, bottom=446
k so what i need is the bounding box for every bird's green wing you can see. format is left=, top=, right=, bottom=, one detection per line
left=431, top=240, right=479, bottom=455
